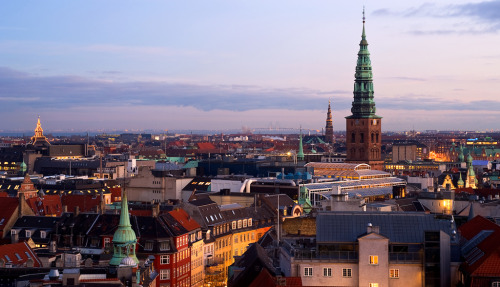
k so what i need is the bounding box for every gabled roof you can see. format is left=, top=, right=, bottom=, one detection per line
left=0, top=241, right=41, bottom=267
left=0, top=197, right=19, bottom=232
left=229, top=243, right=277, bottom=287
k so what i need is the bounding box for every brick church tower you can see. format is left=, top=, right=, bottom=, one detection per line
left=345, top=10, right=383, bottom=170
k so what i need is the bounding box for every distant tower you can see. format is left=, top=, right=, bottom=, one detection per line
left=109, top=188, right=139, bottom=266
left=465, top=154, right=477, bottom=189
left=297, top=128, right=305, bottom=161
left=345, top=9, right=383, bottom=170
left=325, top=100, right=334, bottom=144
left=30, top=116, right=50, bottom=147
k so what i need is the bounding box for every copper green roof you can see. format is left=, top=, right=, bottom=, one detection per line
left=109, top=188, right=138, bottom=266
left=346, top=9, right=381, bottom=119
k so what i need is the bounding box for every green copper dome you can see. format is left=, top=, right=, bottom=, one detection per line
left=347, top=10, right=380, bottom=119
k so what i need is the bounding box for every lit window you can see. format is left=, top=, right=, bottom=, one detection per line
left=323, top=267, right=332, bottom=277
left=389, top=269, right=399, bottom=278
left=304, top=267, right=313, bottom=277
left=342, top=268, right=352, bottom=278
left=160, top=241, right=170, bottom=251
left=369, top=255, right=378, bottom=265
left=243, top=219, right=247, bottom=228
left=369, top=284, right=379, bottom=287
left=232, top=221, right=236, bottom=229
left=248, top=218, right=252, bottom=226
left=161, top=255, right=170, bottom=264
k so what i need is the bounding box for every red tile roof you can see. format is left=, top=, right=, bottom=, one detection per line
left=459, top=216, right=500, bottom=278
left=62, top=194, right=102, bottom=213
left=197, top=142, right=216, bottom=150
left=0, top=197, right=19, bottom=236
left=26, top=195, right=63, bottom=216
left=168, top=208, right=201, bottom=232
left=0, top=241, right=41, bottom=267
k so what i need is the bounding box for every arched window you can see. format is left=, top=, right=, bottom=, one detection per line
left=360, top=133, right=364, bottom=143
left=371, top=133, right=375, bottom=143
left=351, top=133, right=356, bottom=143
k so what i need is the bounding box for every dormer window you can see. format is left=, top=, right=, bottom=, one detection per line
left=25, top=230, right=31, bottom=238
left=248, top=219, right=252, bottom=226
left=40, top=231, right=46, bottom=239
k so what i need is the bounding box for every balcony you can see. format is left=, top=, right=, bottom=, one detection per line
left=389, top=252, right=422, bottom=263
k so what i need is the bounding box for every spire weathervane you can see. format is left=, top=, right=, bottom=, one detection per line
left=363, top=6, right=365, bottom=23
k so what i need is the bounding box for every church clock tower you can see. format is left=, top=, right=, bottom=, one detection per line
left=345, top=9, right=383, bottom=170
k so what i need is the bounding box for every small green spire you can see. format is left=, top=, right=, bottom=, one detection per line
left=457, top=172, right=464, bottom=187
left=109, top=187, right=139, bottom=266
left=297, top=128, right=304, bottom=161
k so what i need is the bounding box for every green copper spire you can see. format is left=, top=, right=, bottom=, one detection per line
left=347, top=8, right=380, bottom=119
left=109, top=187, right=139, bottom=266
left=297, top=128, right=304, bottom=161
left=457, top=172, right=464, bottom=187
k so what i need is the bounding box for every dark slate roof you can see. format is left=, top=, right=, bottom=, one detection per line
left=316, top=211, right=453, bottom=243
left=228, top=243, right=277, bottom=287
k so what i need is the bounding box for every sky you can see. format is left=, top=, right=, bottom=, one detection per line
left=1, top=0, right=500, bottom=133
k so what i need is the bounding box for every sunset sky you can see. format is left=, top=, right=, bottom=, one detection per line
left=1, top=0, right=500, bottom=132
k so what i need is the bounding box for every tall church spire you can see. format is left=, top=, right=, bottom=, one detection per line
left=348, top=8, right=380, bottom=119
left=110, top=187, right=139, bottom=266
left=345, top=8, right=384, bottom=170
left=325, top=100, right=334, bottom=143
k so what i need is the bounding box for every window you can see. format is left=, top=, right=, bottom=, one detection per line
left=40, top=231, right=46, bottom=239
left=342, top=268, right=352, bottom=278
left=238, top=220, right=242, bottom=228
left=25, top=230, right=31, bottom=238
left=369, top=284, right=379, bottom=287
left=243, top=219, right=247, bottom=228
left=160, top=241, right=170, bottom=251
left=304, top=267, right=313, bottom=277
left=369, top=255, right=378, bottom=265
left=161, top=255, right=170, bottom=264
left=160, top=269, right=170, bottom=280
left=389, top=269, right=399, bottom=278
left=492, top=283, right=500, bottom=287
left=323, top=268, right=332, bottom=277
left=144, top=241, right=154, bottom=251
left=104, top=237, right=111, bottom=248
left=248, top=218, right=252, bottom=226
left=15, top=253, right=22, bottom=260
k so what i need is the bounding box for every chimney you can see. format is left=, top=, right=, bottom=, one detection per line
left=366, top=223, right=380, bottom=234
left=152, top=203, right=160, bottom=218
left=11, top=231, right=19, bottom=244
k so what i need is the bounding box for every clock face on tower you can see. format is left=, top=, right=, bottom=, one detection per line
left=373, top=119, right=377, bottom=125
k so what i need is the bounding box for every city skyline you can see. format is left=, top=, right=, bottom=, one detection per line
left=1, top=1, right=500, bottom=131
